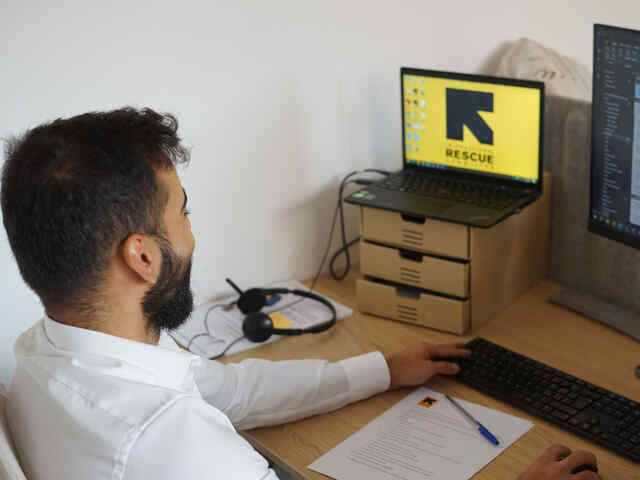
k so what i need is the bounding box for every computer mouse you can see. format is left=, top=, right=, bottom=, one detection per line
left=571, top=464, right=598, bottom=474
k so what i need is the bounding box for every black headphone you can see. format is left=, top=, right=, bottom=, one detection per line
left=226, top=278, right=337, bottom=343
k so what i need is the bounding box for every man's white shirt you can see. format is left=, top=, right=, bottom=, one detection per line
left=8, top=317, right=390, bottom=480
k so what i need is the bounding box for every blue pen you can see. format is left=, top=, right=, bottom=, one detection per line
left=445, top=395, right=500, bottom=446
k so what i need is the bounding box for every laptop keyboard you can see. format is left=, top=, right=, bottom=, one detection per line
left=377, top=172, right=527, bottom=210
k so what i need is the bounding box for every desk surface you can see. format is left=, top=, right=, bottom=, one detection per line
left=222, top=270, right=640, bottom=480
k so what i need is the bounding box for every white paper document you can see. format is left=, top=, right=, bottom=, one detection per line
left=170, top=280, right=352, bottom=358
left=309, top=387, right=534, bottom=480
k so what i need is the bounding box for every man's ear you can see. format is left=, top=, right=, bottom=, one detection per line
left=120, top=234, right=161, bottom=284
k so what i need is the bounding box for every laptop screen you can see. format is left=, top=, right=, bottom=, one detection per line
left=401, top=69, right=544, bottom=185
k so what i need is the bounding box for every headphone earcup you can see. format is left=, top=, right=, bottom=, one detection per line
left=237, top=288, right=267, bottom=314
left=242, top=312, right=274, bottom=343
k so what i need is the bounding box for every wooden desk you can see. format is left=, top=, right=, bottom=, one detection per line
left=222, top=270, right=640, bottom=480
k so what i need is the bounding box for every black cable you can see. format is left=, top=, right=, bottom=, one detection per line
left=361, top=169, right=391, bottom=176
left=263, top=187, right=344, bottom=312
left=260, top=170, right=391, bottom=307
left=329, top=237, right=360, bottom=279
left=330, top=169, right=391, bottom=280
left=330, top=172, right=359, bottom=281
left=187, top=169, right=390, bottom=358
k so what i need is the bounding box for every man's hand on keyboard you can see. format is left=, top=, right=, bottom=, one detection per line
left=386, top=342, right=470, bottom=390
left=517, top=444, right=600, bottom=480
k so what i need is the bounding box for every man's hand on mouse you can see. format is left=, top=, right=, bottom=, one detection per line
left=517, top=444, right=601, bottom=480
left=386, top=342, right=470, bottom=390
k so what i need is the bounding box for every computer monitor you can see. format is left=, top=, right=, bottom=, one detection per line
left=589, top=24, right=640, bottom=247
left=551, top=24, right=640, bottom=342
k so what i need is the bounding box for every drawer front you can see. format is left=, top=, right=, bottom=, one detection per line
left=361, top=207, right=469, bottom=259
left=360, top=241, right=469, bottom=297
left=356, top=278, right=469, bottom=334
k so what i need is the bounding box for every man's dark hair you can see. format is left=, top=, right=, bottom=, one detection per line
left=1, top=107, right=190, bottom=310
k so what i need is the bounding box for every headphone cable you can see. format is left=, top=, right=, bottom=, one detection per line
left=211, top=334, right=246, bottom=360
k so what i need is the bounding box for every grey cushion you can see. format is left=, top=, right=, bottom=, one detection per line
left=544, top=95, right=640, bottom=312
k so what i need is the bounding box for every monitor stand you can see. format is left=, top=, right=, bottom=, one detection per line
left=549, top=289, right=640, bottom=342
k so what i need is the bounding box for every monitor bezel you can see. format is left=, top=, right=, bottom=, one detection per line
left=400, top=67, right=545, bottom=192
left=588, top=24, right=640, bottom=249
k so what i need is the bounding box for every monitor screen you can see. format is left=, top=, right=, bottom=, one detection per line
left=401, top=69, right=543, bottom=185
left=589, top=25, right=640, bottom=247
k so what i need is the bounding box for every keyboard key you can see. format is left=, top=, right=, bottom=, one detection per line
left=553, top=411, right=570, bottom=421
left=572, top=399, right=591, bottom=410
left=584, top=390, right=601, bottom=400
left=550, top=401, right=577, bottom=416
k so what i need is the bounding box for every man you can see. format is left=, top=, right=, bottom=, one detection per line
left=1, top=108, right=600, bottom=479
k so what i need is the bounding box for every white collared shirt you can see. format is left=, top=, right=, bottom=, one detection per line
left=7, top=317, right=390, bottom=480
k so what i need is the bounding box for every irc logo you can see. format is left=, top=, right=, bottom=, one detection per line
left=418, top=396, right=438, bottom=408
left=446, top=88, right=494, bottom=145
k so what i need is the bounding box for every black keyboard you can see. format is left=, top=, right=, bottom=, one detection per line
left=452, top=338, right=640, bottom=462
left=377, top=172, right=526, bottom=210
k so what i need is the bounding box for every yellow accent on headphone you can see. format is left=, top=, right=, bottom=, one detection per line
left=268, top=312, right=293, bottom=329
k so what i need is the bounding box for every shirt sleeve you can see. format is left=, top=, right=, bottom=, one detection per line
left=123, top=396, right=280, bottom=480
left=193, top=351, right=390, bottom=430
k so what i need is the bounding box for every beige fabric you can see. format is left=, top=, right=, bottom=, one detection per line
left=493, top=38, right=591, bottom=101
left=0, top=385, right=27, bottom=480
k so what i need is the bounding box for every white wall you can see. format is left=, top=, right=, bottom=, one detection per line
left=0, top=0, right=638, bottom=384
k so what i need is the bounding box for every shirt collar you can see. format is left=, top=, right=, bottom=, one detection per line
left=43, top=316, right=201, bottom=391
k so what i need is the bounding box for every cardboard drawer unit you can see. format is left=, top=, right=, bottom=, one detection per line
left=357, top=172, right=552, bottom=335
left=357, top=277, right=470, bottom=334
left=361, top=207, right=469, bottom=259
left=360, top=241, right=469, bottom=298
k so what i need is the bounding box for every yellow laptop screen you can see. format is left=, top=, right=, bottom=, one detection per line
left=403, top=74, right=541, bottom=182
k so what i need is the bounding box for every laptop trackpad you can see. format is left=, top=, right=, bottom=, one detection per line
left=421, top=202, right=452, bottom=215
left=399, top=195, right=453, bottom=215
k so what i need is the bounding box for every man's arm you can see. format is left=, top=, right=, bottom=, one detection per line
left=194, top=342, right=471, bottom=430
left=194, top=352, right=390, bottom=430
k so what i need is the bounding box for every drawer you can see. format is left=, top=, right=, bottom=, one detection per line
left=360, top=207, right=469, bottom=259
left=356, top=277, right=469, bottom=334
left=360, top=241, right=469, bottom=297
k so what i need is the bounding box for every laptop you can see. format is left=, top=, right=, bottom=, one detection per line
left=345, top=68, right=545, bottom=228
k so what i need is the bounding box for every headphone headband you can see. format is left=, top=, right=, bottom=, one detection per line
left=234, top=282, right=337, bottom=343
left=270, top=288, right=336, bottom=335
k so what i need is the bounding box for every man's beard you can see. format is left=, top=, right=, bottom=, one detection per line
left=142, top=237, right=194, bottom=334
